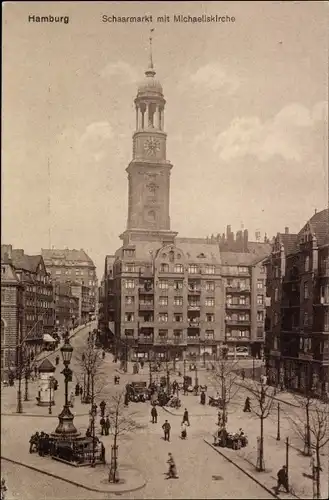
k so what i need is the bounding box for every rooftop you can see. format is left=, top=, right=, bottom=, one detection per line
left=41, top=248, right=95, bottom=266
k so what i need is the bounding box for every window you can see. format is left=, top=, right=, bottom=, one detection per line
left=174, top=280, right=183, bottom=290
left=238, top=313, right=249, bottom=321
left=159, top=313, right=168, bottom=322
left=274, top=288, right=279, bottom=301
left=205, top=330, right=214, bottom=340
left=159, top=329, right=168, bottom=337
left=257, top=311, right=264, bottom=322
left=174, top=314, right=183, bottom=322
left=188, top=265, right=199, bottom=274
left=238, top=330, right=250, bottom=338
left=239, top=296, right=246, bottom=305
left=257, top=280, right=263, bottom=290
left=238, top=266, right=249, bottom=274
left=303, top=282, right=309, bottom=299
left=169, top=251, right=175, bottom=263
left=124, top=264, right=136, bottom=272
left=174, top=264, right=184, bottom=273
left=174, top=296, right=183, bottom=306
left=124, top=249, right=135, bottom=257
left=174, top=329, right=182, bottom=337
left=160, top=263, right=169, bottom=273
left=125, top=279, right=135, bottom=289
left=226, top=295, right=232, bottom=305
left=159, top=296, right=168, bottom=306
left=124, top=313, right=134, bottom=322
left=125, top=296, right=134, bottom=305
left=206, top=281, right=215, bottom=291
left=204, top=265, right=215, bottom=275
left=158, top=280, right=168, bottom=290
left=205, top=298, right=214, bottom=307
left=206, top=314, right=214, bottom=322
left=257, top=327, right=263, bottom=338
left=257, top=295, right=264, bottom=305
left=305, top=256, right=310, bottom=272
left=304, top=312, right=309, bottom=326
left=124, top=329, right=134, bottom=336
left=274, top=312, right=278, bottom=325
left=260, top=266, right=265, bottom=274
left=89, top=280, right=92, bottom=286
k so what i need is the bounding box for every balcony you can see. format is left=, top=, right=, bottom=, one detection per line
left=139, top=287, right=154, bottom=295
left=226, top=286, right=251, bottom=293
left=138, top=336, right=153, bottom=345
left=226, top=319, right=251, bottom=326
left=173, top=336, right=187, bottom=345
left=298, top=352, right=314, bottom=361
left=226, top=303, right=250, bottom=310
left=188, top=304, right=200, bottom=310
left=187, top=336, right=200, bottom=344
left=139, top=303, right=154, bottom=311
left=188, top=289, right=201, bottom=295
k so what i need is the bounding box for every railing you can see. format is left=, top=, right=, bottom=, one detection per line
left=226, top=303, right=250, bottom=309
left=188, top=305, right=200, bottom=310
left=139, top=287, right=154, bottom=294
left=187, top=337, right=199, bottom=344
left=188, top=289, right=201, bottom=294
left=138, top=336, right=153, bottom=344
left=226, top=319, right=250, bottom=325
left=226, top=286, right=251, bottom=293
left=139, top=303, right=154, bottom=310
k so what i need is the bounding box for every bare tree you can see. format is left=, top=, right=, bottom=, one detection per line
left=289, top=399, right=329, bottom=499
left=288, top=388, right=316, bottom=456
left=209, top=357, right=241, bottom=430
left=243, top=379, right=275, bottom=472
left=75, top=341, right=104, bottom=403
left=107, top=390, right=143, bottom=483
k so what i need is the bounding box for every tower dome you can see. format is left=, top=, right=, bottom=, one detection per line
left=137, top=68, right=163, bottom=96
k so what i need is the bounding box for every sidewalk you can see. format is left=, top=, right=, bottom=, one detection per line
left=1, top=455, right=146, bottom=494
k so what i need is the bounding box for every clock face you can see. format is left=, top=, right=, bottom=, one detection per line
left=144, top=137, right=160, bottom=156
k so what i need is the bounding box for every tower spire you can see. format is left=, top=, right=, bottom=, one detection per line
left=145, top=28, right=156, bottom=77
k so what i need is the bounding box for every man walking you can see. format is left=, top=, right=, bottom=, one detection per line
left=243, top=397, right=251, bottom=412
left=105, top=416, right=111, bottom=436
left=100, top=416, right=106, bottom=435
left=162, top=420, right=171, bottom=441
left=100, top=400, right=106, bottom=418
left=182, top=408, right=190, bottom=426
left=275, top=465, right=289, bottom=494
left=151, top=405, right=158, bottom=424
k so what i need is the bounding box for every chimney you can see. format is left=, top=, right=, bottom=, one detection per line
left=243, top=229, right=249, bottom=250
left=1, top=244, right=13, bottom=262
left=285, top=227, right=289, bottom=234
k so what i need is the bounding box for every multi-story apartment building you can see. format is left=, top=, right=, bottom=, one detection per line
left=265, top=209, right=329, bottom=398
left=1, top=245, right=54, bottom=376
left=42, top=248, right=97, bottom=318
left=70, top=281, right=93, bottom=325
left=54, top=283, right=79, bottom=330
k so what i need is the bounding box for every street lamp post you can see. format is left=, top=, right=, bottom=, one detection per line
left=276, top=402, right=281, bottom=441
left=53, top=337, right=78, bottom=436
left=48, top=376, right=54, bottom=415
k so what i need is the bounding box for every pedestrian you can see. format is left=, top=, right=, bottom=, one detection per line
left=181, top=421, right=187, bottom=439
left=86, top=427, right=92, bottom=438
left=100, top=417, right=106, bottom=435
left=105, top=416, right=111, bottom=436
left=70, top=391, right=75, bottom=408
left=124, top=392, right=129, bottom=406
left=75, top=383, right=80, bottom=396
left=275, top=465, right=289, bottom=494
left=100, top=400, right=106, bottom=418
left=92, top=403, right=97, bottom=415
left=182, top=408, right=190, bottom=426
left=38, top=432, right=45, bottom=457
left=141, top=360, right=144, bottom=369
left=241, top=369, right=245, bottom=381
left=217, top=411, right=222, bottom=426
left=151, top=405, right=158, bottom=424
left=34, top=366, right=38, bottom=377
left=79, top=386, right=83, bottom=397
left=162, top=420, right=171, bottom=441
left=55, top=355, right=60, bottom=366
left=243, top=397, right=251, bottom=412
left=166, top=453, right=178, bottom=479
left=102, top=350, right=106, bottom=360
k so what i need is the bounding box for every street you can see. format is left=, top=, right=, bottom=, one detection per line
left=1, top=324, right=327, bottom=499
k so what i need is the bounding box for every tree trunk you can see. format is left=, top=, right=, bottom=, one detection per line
left=315, top=445, right=321, bottom=499
left=258, top=416, right=265, bottom=471
left=304, top=403, right=311, bottom=456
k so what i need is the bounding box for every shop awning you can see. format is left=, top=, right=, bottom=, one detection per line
left=43, top=333, right=56, bottom=343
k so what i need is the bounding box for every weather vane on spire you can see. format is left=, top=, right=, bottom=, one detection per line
left=149, top=28, right=155, bottom=69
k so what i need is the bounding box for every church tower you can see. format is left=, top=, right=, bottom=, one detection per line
left=121, top=34, right=177, bottom=244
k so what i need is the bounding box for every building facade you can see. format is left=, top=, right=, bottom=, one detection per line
left=54, top=283, right=79, bottom=331
left=100, top=50, right=273, bottom=362
left=265, top=210, right=329, bottom=398
left=42, top=248, right=97, bottom=320
left=1, top=245, right=55, bottom=376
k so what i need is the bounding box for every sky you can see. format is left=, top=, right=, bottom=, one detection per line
left=2, top=1, right=329, bottom=278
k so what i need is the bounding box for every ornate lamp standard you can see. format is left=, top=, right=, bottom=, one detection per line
left=53, top=337, right=79, bottom=437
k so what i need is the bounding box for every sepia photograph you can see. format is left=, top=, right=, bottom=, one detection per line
left=1, top=1, right=329, bottom=499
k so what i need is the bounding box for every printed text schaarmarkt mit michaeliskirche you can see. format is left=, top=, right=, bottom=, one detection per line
left=102, top=14, right=236, bottom=23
